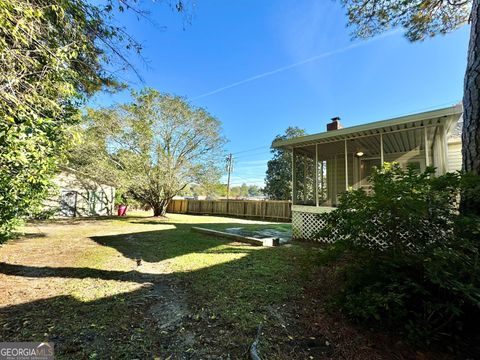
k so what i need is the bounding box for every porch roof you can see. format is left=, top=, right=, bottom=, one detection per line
left=272, top=104, right=463, bottom=149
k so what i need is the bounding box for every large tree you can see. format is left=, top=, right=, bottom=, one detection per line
left=264, top=127, right=306, bottom=200
left=71, top=88, right=225, bottom=216
left=339, top=0, right=477, bottom=213
left=0, top=0, right=184, bottom=238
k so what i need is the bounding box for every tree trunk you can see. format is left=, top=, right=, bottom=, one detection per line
left=461, top=1, right=480, bottom=215
left=152, top=199, right=171, bottom=217
left=152, top=205, right=164, bottom=217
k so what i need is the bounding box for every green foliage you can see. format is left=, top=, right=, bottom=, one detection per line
left=0, top=0, right=187, bottom=239
left=246, top=184, right=263, bottom=197
left=341, top=0, right=471, bottom=41
left=264, top=127, right=306, bottom=200
left=0, top=1, right=129, bottom=239
left=180, top=183, right=226, bottom=198
left=229, top=183, right=263, bottom=198
left=180, top=183, right=263, bottom=199
left=70, top=88, right=226, bottom=216
left=318, top=164, right=480, bottom=347
left=0, top=0, right=109, bottom=240
left=460, top=171, right=480, bottom=215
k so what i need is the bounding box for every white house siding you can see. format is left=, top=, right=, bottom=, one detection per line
left=447, top=141, right=462, bottom=172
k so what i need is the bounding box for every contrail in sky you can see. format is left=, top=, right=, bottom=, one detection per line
left=192, top=31, right=399, bottom=100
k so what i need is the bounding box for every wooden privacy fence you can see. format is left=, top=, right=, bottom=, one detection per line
left=166, top=199, right=291, bottom=221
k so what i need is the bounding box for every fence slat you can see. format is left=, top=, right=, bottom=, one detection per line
left=167, top=199, right=291, bottom=221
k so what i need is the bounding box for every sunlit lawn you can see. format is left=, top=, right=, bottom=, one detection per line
left=0, top=212, right=324, bottom=359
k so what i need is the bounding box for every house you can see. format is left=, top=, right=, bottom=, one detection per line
left=272, top=104, right=463, bottom=240
left=44, top=169, right=115, bottom=217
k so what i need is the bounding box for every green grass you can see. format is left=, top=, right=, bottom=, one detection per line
left=173, top=242, right=318, bottom=329
left=0, top=212, right=324, bottom=358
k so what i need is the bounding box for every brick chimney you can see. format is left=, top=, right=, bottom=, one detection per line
left=327, top=117, right=343, bottom=131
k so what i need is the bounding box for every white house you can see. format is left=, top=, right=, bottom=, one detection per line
left=272, top=105, right=463, bottom=240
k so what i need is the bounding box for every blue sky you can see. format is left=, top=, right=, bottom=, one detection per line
left=92, top=0, right=470, bottom=187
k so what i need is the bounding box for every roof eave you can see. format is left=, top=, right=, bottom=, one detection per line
left=272, top=104, right=463, bottom=149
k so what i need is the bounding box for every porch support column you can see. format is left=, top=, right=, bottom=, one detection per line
left=344, top=139, right=348, bottom=191
left=424, top=127, right=430, bottom=167
left=315, top=144, right=319, bottom=206
left=333, top=155, right=337, bottom=204
left=320, top=161, right=324, bottom=202
left=380, top=133, right=384, bottom=166
left=443, top=125, right=449, bottom=173
left=291, top=147, right=296, bottom=204
left=303, top=154, right=307, bottom=202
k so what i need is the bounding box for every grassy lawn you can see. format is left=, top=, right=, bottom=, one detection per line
left=0, top=212, right=417, bottom=359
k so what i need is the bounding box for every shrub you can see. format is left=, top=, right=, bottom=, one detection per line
left=318, top=163, right=480, bottom=347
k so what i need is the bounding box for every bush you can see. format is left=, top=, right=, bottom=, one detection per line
left=318, top=163, right=480, bottom=348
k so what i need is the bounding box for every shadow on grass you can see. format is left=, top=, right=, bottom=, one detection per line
left=19, top=232, right=48, bottom=239
left=27, top=215, right=149, bottom=226
left=89, top=219, right=291, bottom=262
left=0, top=262, right=161, bottom=283
left=0, top=221, right=317, bottom=359
left=90, top=223, right=238, bottom=263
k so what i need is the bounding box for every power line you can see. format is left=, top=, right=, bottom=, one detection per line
left=231, top=145, right=270, bottom=155
left=234, top=151, right=272, bottom=160
left=232, top=174, right=263, bottom=182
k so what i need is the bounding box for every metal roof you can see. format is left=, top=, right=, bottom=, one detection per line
left=272, top=104, right=463, bottom=149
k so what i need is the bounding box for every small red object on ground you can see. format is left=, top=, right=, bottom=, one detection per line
left=117, top=205, right=127, bottom=216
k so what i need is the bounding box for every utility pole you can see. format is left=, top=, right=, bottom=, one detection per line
left=225, top=153, right=233, bottom=200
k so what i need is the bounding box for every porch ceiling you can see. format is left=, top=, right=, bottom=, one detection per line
left=294, top=128, right=428, bottom=159
left=272, top=104, right=463, bottom=150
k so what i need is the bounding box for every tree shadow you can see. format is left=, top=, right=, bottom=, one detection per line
left=0, top=285, right=175, bottom=358
left=0, top=262, right=161, bottom=283
left=89, top=222, right=266, bottom=263
left=27, top=214, right=152, bottom=226
left=90, top=218, right=284, bottom=262
left=10, top=232, right=48, bottom=242
left=20, top=232, right=47, bottom=239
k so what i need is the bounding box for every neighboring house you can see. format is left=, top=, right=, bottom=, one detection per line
left=272, top=105, right=463, bottom=240
left=44, top=169, right=115, bottom=217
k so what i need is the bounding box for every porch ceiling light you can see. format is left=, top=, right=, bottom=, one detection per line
left=356, top=151, right=364, bottom=157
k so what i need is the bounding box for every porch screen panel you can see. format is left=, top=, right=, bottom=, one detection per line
left=346, top=134, right=381, bottom=191
left=316, top=141, right=345, bottom=206
left=292, top=145, right=316, bottom=205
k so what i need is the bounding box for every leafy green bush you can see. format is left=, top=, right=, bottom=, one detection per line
left=318, top=164, right=480, bottom=347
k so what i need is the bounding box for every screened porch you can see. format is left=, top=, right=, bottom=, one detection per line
left=272, top=105, right=463, bottom=240
left=292, top=125, right=448, bottom=207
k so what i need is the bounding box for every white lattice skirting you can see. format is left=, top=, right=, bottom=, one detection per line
left=292, top=206, right=336, bottom=242
left=292, top=206, right=402, bottom=247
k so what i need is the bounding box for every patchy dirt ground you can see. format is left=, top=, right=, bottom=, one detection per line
left=0, top=213, right=452, bottom=359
